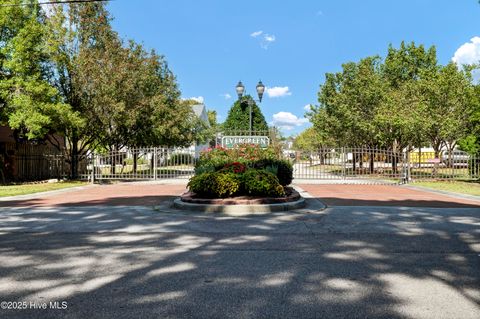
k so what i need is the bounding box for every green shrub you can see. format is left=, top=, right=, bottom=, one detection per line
left=243, top=169, right=285, bottom=197
left=187, top=171, right=242, bottom=198
left=189, top=144, right=290, bottom=198
left=197, top=144, right=277, bottom=170
left=254, top=159, right=293, bottom=186
left=194, top=164, right=215, bottom=175
left=219, top=162, right=247, bottom=174
left=264, top=164, right=278, bottom=176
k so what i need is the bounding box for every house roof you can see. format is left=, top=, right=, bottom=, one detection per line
left=192, top=104, right=205, bottom=117
left=191, top=104, right=210, bottom=126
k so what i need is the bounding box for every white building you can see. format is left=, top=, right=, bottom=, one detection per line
left=191, top=104, right=211, bottom=158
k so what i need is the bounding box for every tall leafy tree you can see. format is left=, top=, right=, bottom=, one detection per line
left=223, top=95, right=268, bottom=132
left=45, top=1, right=116, bottom=176
left=314, top=56, right=386, bottom=148
left=0, top=0, right=80, bottom=142
left=383, top=41, right=437, bottom=88
left=459, top=83, right=480, bottom=155
left=293, top=127, right=332, bottom=151
left=420, top=62, right=474, bottom=164
left=379, top=41, right=438, bottom=152
left=47, top=2, right=201, bottom=176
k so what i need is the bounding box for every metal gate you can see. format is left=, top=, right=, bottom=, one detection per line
left=82, top=146, right=479, bottom=184
left=291, top=148, right=406, bottom=184
left=88, top=147, right=196, bottom=181
left=290, top=147, right=480, bottom=183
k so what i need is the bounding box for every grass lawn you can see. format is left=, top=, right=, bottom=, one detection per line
left=0, top=181, right=88, bottom=197
left=413, top=180, right=480, bottom=197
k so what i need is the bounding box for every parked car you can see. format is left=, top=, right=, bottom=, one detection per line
left=442, top=150, right=470, bottom=167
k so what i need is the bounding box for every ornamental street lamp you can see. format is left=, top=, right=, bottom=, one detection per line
left=235, top=80, right=265, bottom=135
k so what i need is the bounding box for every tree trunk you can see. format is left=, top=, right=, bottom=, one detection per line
left=111, top=146, right=116, bottom=175
left=446, top=141, right=457, bottom=168
left=432, top=148, right=440, bottom=177
left=418, top=147, right=422, bottom=168
left=70, top=134, right=79, bottom=179
left=369, top=151, right=374, bottom=174
left=133, top=151, right=138, bottom=173
left=352, top=151, right=356, bottom=173
left=392, top=154, right=398, bottom=175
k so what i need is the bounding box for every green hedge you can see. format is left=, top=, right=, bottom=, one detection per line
left=195, top=144, right=293, bottom=186
left=188, top=144, right=292, bottom=198
left=188, top=168, right=284, bottom=198
left=187, top=171, right=242, bottom=198
left=253, top=158, right=293, bottom=186
left=243, top=169, right=285, bottom=197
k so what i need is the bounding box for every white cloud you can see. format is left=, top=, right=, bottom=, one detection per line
left=272, top=112, right=308, bottom=130
left=304, top=104, right=312, bottom=111
left=266, top=86, right=292, bottom=98
left=251, top=31, right=276, bottom=49
left=452, top=36, right=480, bottom=82
left=220, top=93, right=232, bottom=100
left=260, top=33, right=276, bottom=49
left=452, top=37, right=480, bottom=65
left=250, top=30, right=263, bottom=38
left=188, top=96, right=204, bottom=103
left=264, top=34, right=275, bottom=42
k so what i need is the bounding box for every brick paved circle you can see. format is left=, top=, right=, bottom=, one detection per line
left=0, top=182, right=187, bottom=207
left=298, top=184, right=480, bottom=208
left=2, top=182, right=479, bottom=208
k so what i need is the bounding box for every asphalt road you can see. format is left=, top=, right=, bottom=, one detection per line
left=0, top=199, right=479, bottom=318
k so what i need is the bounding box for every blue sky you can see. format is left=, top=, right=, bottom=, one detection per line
left=107, top=0, right=480, bottom=136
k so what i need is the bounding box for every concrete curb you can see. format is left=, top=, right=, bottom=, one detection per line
left=172, top=197, right=306, bottom=216
left=403, top=184, right=480, bottom=202
left=166, top=185, right=328, bottom=217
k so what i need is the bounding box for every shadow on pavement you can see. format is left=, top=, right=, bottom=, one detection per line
left=317, top=197, right=480, bottom=208
left=0, top=195, right=178, bottom=208
left=0, top=201, right=479, bottom=318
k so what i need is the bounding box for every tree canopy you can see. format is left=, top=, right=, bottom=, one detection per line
left=0, top=0, right=207, bottom=176
left=308, top=41, right=479, bottom=159
left=222, top=95, right=268, bottom=133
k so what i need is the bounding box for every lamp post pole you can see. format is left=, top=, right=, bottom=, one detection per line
left=235, top=80, right=265, bottom=136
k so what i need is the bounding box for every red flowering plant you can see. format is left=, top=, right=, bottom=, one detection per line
left=230, top=144, right=277, bottom=161
left=221, top=162, right=247, bottom=174
left=190, top=142, right=293, bottom=198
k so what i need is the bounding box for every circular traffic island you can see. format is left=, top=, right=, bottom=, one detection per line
left=174, top=186, right=305, bottom=215
left=174, top=144, right=305, bottom=215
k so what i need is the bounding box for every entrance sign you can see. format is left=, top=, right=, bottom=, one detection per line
left=222, top=136, right=270, bottom=148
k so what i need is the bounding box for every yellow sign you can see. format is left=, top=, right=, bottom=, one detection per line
left=409, top=151, right=441, bottom=163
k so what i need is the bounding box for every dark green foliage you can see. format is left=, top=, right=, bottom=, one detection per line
left=194, top=144, right=269, bottom=174
left=193, top=144, right=293, bottom=186
left=243, top=169, right=285, bottom=197
left=219, top=162, right=247, bottom=174
left=254, top=159, right=293, bottom=186
left=188, top=167, right=285, bottom=198
left=223, top=96, right=268, bottom=131
left=188, top=145, right=293, bottom=197
left=187, top=172, right=241, bottom=198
